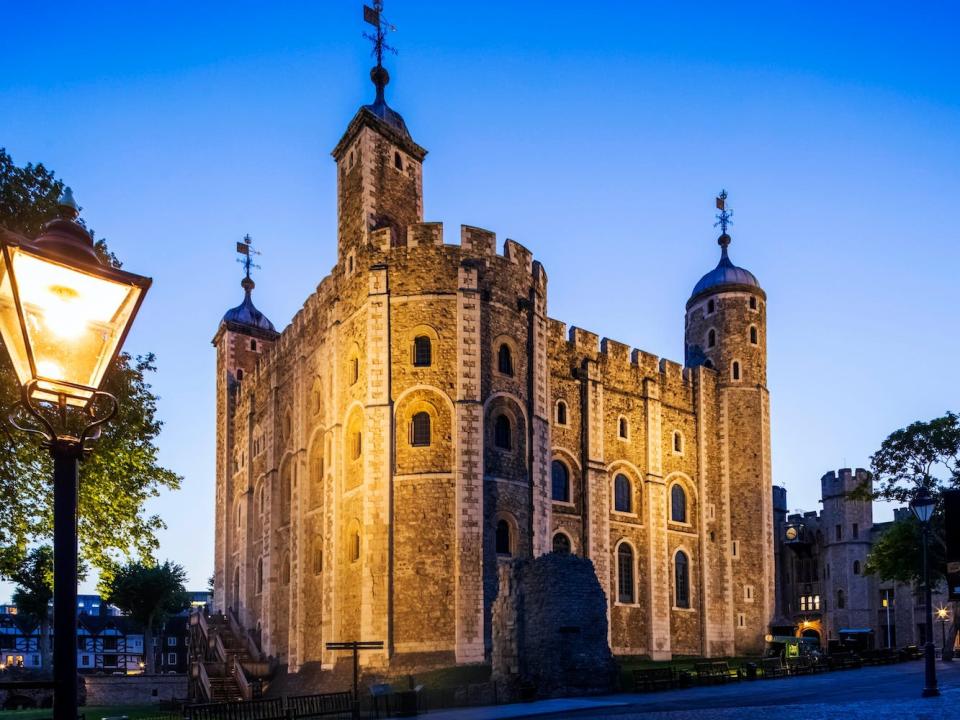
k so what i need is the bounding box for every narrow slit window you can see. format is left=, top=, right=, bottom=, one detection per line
left=494, top=414, right=512, bottom=450
left=556, top=400, right=567, bottom=426
left=732, top=361, right=741, bottom=381
left=617, top=543, right=635, bottom=603
left=750, top=326, right=758, bottom=344
left=674, top=551, right=690, bottom=608
left=498, top=343, right=514, bottom=376
left=708, top=329, right=716, bottom=348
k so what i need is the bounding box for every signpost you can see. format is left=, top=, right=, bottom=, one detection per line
left=325, top=640, right=385, bottom=720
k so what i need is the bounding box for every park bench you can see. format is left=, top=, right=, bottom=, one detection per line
left=695, top=661, right=741, bottom=685
left=759, top=658, right=787, bottom=679
left=287, top=691, right=353, bottom=719
left=827, top=653, right=861, bottom=670
left=184, top=698, right=286, bottom=720
left=785, top=656, right=813, bottom=675
left=632, top=667, right=679, bottom=692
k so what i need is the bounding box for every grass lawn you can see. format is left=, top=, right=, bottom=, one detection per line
left=382, top=664, right=491, bottom=690
left=617, top=655, right=762, bottom=687
left=0, top=705, right=173, bottom=720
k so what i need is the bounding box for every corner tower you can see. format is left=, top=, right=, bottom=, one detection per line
left=684, top=191, right=773, bottom=655
left=212, top=238, right=279, bottom=619
left=331, top=53, right=427, bottom=259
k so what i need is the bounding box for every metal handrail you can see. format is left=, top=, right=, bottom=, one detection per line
left=211, top=632, right=227, bottom=663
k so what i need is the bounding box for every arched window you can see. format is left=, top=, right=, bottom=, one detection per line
left=673, top=431, right=683, bottom=453
left=257, top=484, right=265, bottom=515
left=494, top=414, right=512, bottom=450
left=614, top=474, right=632, bottom=513
left=394, top=151, right=403, bottom=170
left=313, top=545, right=323, bottom=575
left=280, top=555, right=290, bottom=586
left=351, top=356, right=359, bottom=385
left=732, top=361, right=741, bottom=381
left=670, top=484, right=687, bottom=523
left=413, top=335, right=432, bottom=366
left=556, top=400, right=567, bottom=426
left=749, top=296, right=757, bottom=310
left=497, top=343, right=514, bottom=376
left=350, top=526, right=361, bottom=563
left=351, top=430, right=362, bottom=460
left=619, top=417, right=629, bottom=439
left=551, top=460, right=569, bottom=502
left=837, top=589, right=845, bottom=609
left=410, top=411, right=431, bottom=447
left=495, top=519, right=512, bottom=556
left=617, top=543, right=635, bottom=603
left=707, top=329, right=716, bottom=348
left=236, top=368, right=244, bottom=382
left=250, top=339, right=257, bottom=351
left=750, top=326, right=758, bottom=344
left=552, top=533, right=571, bottom=554
left=256, top=557, right=263, bottom=594
left=674, top=551, right=690, bottom=608
left=853, top=560, right=861, bottom=575
left=707, top=299, right=715, bottom=314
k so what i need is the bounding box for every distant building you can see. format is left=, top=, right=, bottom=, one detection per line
left=773, top=469, right=953, bottom=650
left=0, top=590, right=210, bottom=673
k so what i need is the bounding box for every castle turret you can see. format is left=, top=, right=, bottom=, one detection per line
left=331, top=60, right=427, bottom=261
left=212, top=239, right=279, bottom=619
left=684, top=191, right=772, bottom=655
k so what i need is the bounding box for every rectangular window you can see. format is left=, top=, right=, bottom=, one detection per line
left=706, top=503, right=716, bottom=521
left=737, top=613, right=746, bottom=628
left=167, top=636, right=176, bottom=647
left=731, top=540, right=740, bottom=558
left=167, top=652, right=177, bottom=665
left=103, top=637, right=117, bottom=651
left=852, top=522, right=859, bottom=539
left=800, top=596, right=807, bottom=611
left=744, top=585, right=754, bottom=602
left=81, top=655, right=91, bottom=667
left=836, top=524, right=842, bottom=541
left=813, top=595, right=821, bottom=610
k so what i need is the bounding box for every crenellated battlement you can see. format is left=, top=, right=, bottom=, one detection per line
left=820, top=467, right=872, bottom=500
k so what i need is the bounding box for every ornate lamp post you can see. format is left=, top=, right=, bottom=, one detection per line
left=910, top=487, right=939, bottom=697
left=936, top=606, right=951, bottom=661
left=0, top=189, right=151, bottom=720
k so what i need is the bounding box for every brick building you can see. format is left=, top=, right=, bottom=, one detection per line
left=773, top=468, right=954, bottom=650
left=213, top=53, right=774, bottom=671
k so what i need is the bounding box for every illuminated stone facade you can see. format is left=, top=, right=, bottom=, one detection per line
left=212, top=69, right=774, bottom=670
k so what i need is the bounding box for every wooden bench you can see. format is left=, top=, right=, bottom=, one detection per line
left=632, top=667, right=678, bottom=692
left=695, top=661, right=741, bottom=685
left=286, top=692, right=354, bottom=719
left=184, top=698, right=286, bottom=720
left=760, top=658, right=787, bottom=679
left=786, top=656, right=813, bottom=675
left=827, top=653, right=862, bottom=670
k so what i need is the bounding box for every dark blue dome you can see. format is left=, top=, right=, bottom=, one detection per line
left=222, top=279, right=276, bottom=333
left=691, top=235, right=760, bottom=299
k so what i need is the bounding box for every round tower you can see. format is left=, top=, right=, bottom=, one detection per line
left=684, top=191, right=772, bottom=656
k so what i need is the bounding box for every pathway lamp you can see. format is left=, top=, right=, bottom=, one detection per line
left=910, top=487, right=939, bottom=697
left=0, top=188, right=151, bottom=720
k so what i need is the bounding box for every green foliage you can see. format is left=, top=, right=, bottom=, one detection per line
left=862, top=411, right=958, bottom=586
left=0, top=149, right=181, bottom=573
left=0, top=546, right=54, bottom=622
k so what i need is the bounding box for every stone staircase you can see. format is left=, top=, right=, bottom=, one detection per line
left=190, top=610, right=267, bottom=703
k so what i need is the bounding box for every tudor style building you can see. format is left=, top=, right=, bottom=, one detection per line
left=213, top=54, right=774, bottom=670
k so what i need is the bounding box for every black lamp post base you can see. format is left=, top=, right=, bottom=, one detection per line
left=922, top=687, right=941, bottom=697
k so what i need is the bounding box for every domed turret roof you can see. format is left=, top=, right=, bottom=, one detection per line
left=362, top=66, right=411, bottom=138
left=222, top=277, right=276, bottom=333
left=691, top=234, right=761, bottom=298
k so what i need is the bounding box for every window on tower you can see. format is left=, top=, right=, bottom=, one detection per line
left=674, top=551, right=690, bottom=608
left=552, top=533, right=571, bottom=554
left=236, top=368, right=244, bottom=382
left=614, top=474, right=632, bottom=513
left=413, top=335, right=432, bottom=366
left=410, top=412, right=431, bottom=447
left=551, top=460, right=570, bottom=502
left=732, top=361, right=741, bottom=381
left=708, top=329, right=716, bottom=348
left=617, top=542, right=635, bottom=603
left=394, top=151, right=403, bottom=170
left=495, top=519, right=513, bottom=556
left=494, top=414, right=512, bottom=450
left=250, top=339, right=257, bottom=351
left=750, top=326, right=758, bottom=344
left=498, top=343, right=514, bottom=376
left=555, top=400, right=568, bottom=426
left=707, top=299, right=715, bottom=314
left=749, top=296, right=757, bottom=310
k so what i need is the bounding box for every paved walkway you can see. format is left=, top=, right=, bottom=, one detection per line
left=425, top=660, right=960, bottom=719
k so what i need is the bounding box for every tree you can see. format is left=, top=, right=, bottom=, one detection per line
left=862, top=411, right=960, bottom=658
left=102, top=560, right=189, bottom=675
left=0, top=148, right=181, bottom=573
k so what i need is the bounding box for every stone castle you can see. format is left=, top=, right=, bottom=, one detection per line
left=212, top=55, right=774, bottom=671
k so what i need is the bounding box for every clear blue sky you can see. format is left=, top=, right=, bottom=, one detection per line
left=2, top=1, right=958, bottom=597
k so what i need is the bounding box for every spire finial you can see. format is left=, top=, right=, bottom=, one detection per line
left=714, top=189, right=733, bottom=254
left=236, top=234, right=261, bottom=294
left=363, top=1, right=397, bottom=102
left=58, top=186, right=80, bottom=220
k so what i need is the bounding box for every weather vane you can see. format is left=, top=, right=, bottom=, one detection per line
left=236, top=233, right=261, bottom=281
left=363, top=1, right=397, bottom=69
left=714, top=189, right=733, bottom=236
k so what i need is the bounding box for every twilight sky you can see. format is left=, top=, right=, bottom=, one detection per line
left=2, top=1, right=958, bottom=597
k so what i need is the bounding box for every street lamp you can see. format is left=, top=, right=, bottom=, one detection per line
left=0, top=189, right=151, bottom=720
left=936, top=606, right=951, bottom=662
left=910, top=487, right=939, bottom=698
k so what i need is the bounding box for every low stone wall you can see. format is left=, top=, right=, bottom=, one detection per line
left=492, top=554, right=616, bottom=700
left=83, top=674, right=187, bottom=706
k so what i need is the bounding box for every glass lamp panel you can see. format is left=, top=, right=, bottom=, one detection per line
left=11, top=247, right=143, bottom=406
left=0, top=247, right=33, bottom=388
